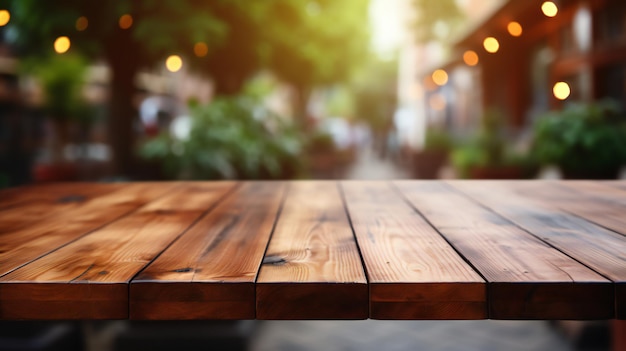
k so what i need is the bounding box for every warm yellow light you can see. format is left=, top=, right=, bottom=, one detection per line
left=507, top=21, right=523, bottom=37
left=54, top=36, right=71, bottom=54
left=76, top=16, right=88, bottom=31
left=0, top=10, right=10, bottom=26
left=429, top=94, right=447, bottom=111
left=483, top=37, right=500, bottom=53
left=119, top=14, right=133, bottom=29
left=194, top=42, right=209, bottom=57
left=542, top=1, right=558, bottom=17
left=166, top=55, right=183, bottom=72
left=432, top=69, right=449, bottom=86
left=553, top=82, right=571, bottom=100
left=463, top=50, right=479, bottom=66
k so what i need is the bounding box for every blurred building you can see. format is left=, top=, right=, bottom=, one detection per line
left=425, top=0, right=626, bottom=135
left=397, top=0, right=503, bottom=149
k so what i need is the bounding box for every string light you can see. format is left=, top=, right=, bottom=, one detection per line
left=483, top=37, right=500, bottom=53
left=194, top=42, right=209, bottom=57
left=432, top=69, right=449, bottom=86
left=119, top=14, right=133, bottom=29
left=553, top=82, right=571, bottom=100
left=463, top=50, right=479, bottom=66
left=507, top=21, right=523, bottom=37
left=542, top=1, right=558, bottom=17
left=76, top=16, right=88, bottom=31
left=0, top=10, right=10, bottom=26
left=166, top=55, right=183, bottom=72
left=54, top=36, right=71, bottom=54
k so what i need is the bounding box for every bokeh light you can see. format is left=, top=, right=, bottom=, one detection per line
left=553, top=82, right=571, bottom=100
left=54, top=36, right=71, bottom=54
left=166, top=55, right=183, bottom=72
left=463, top=50, right=479, bottom=66
left=0, top=10, right=10, bottom=26
left=507, top=21, right=523, bottom=37
left=432, top=69, right=449, bottom=86
left=119, top=14, right=133, bottom=29
left=194, top=42, right=209, bottom=57
left=542, top=2, right=558, bottom=17
left=483, top=37, right=500, bottom=53
left=76, top=16, right=88, bottom=31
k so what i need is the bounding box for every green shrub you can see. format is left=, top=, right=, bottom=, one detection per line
left=531, top=100, right=626, bottom=178
left=140, top=96, right=304, bottom=180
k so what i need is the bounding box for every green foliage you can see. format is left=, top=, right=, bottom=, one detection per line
left=424, top=128, right=454, bottom=152
left=264, top=0, right=371, bottom=90
left=139, top=97, right=304, bottom=180
left=6, top=0, right=225, bottom=61
left=452, top=110, right=530, bottom=178
left=306, top=131, right=336, bottom=153
left=325, top=86, right=355, bottom=118
left=531, top=100, right=626, bottom=178
left=353, top=58, right=398, bottom=131
left=7, top=0, right=371, bottom=98
left=412, top=0, right=464, bottom=43
left=21, top=55, right=88, bottom=122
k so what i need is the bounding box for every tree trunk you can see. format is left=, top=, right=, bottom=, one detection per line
left=105, top=31, right=141, bottom=178
left=293, top=84, right=312, bottom=129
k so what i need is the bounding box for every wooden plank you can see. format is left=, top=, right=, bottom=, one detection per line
left=0, top=182, right=234, bottom=320
left=341, top=181, right=486, bottom=320
left=0, top=183, right=176, bottom=277
left=395, top=181, right=613, bottom=320
left=451, top=181, right=626, bottom=319
left=130, top=182, right=285, bottom=320
left=603, top=180, right=626, bottom=192
left=0, top=183, right=116, bottom=210
left=532, top=181, right=626, bottom=237
left=0, top=183, right=120, bottom=232
left=256, top=181, right=367, bottom=320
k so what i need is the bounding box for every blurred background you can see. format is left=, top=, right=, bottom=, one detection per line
left=0, top=0, right=624, bottom=350
left=1, top=0, right=625, bottom=187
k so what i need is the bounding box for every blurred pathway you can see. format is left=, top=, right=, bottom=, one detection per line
left=252, top=320, right=572, bottom=351
left=344, top=147, right=411, bottom=180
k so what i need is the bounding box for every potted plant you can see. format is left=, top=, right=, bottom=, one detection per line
left=451, top=110, right=533, bottom=179
left=531, top=100, right=626, bottom=179
left=413, top=128, right=453, bottom=179
left=23, top=55, right=89, bottom=182
left=139, top=96, right=304, bottom=180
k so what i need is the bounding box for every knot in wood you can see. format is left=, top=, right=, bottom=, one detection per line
left=56, top=195, right=86, bottom=203
left=262, top=256, right=287, bottom=265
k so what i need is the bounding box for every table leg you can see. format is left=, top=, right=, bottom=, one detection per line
left=615, top=320, right=626, bottom=351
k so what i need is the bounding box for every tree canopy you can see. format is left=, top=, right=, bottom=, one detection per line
left=4, top=0, right=371, bottom=175
left=412, top=0, right=464, bottom=43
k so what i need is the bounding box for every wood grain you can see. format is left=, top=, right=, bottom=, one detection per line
left=0, top=183, right=120, bottom=232
left=395, top=181, right=613, bottom=320
left=256, top=181, right=367, bottom=320
left=0, top=183, right=117, bottom=210
left=0, top=183, right=176, bottom=278
left=452, top=181, right=626, bottom=319
left=130, top=182, right=285, bottom=320
left=342, top=181, right=485, bottom=320
left=534, top=181, right=626, bottom=237
left=0, top=182, right=234, bottom=320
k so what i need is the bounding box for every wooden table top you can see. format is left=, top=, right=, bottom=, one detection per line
left=0, top=181, right=624, bottom=321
